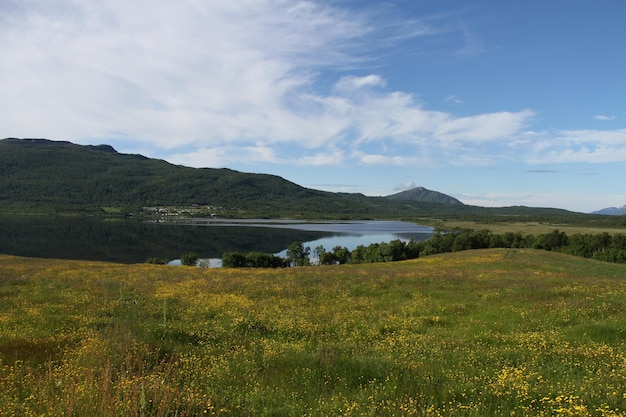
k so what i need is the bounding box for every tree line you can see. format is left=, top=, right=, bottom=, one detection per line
left=221, top=228, right=626, bottom=268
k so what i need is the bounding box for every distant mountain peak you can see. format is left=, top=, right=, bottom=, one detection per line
left=592, top=204, right=626, bottom=215
left=385, top=186, right=463, bottom=205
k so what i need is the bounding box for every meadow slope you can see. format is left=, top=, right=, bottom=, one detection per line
left=2, top=249, right=626, bottom=416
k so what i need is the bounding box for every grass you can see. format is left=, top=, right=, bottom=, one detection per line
left=434, top=220, right=626, bottom=235
left=2, top=249, right=626, bottom=416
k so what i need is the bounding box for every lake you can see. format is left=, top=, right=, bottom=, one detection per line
left=165, top=219, right=433, bottom=266
left=0, top=216, right=432, bottom=265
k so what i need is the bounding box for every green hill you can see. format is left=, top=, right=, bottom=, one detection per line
left=0, top=138, right=457, bottom=217
left=0, top=138, right=609, bottom=223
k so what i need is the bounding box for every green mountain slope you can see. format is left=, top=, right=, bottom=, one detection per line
left=0, top=138, right=603, bottom=221
left=0, top=138, right=340, bottom=214
left=1, top=138, right=462, bottom=216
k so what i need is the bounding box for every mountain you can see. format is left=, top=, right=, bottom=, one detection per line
left=592, top=205, right=626, bottom=215
left=385, top=186, right=463, bottom=205
left=0, top=138, right=460, bottom=217
left=1, top=138, right=602, bottom=222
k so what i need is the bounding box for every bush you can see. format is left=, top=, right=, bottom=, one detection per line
left=181, top=252, right=199, bottom=266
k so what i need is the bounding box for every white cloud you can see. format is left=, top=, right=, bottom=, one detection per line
left=359, top=153, right=423, bottom=166
left=4, top=2, right=624, bottom=171
left=167, top=144, right=278, bottom=168
left=594, top=115, right=615, bottom=121
left=0, top=0, right=558, bottom=170
left=525, top=129, right=626, bottom=164
left=445, top=94, right=463, bottom=105
left=334, top=75, right=386, bottom=91
left=434, top=110, right=534, bottom=143
left=297, top=150, right=345, bottom=166
left=393, top=180, right=416, bottom=192
left=455, top=22, right=487, bottom=57
left=0, top=0, right=371, bottom=146
left=312, top=82, right=533, bottom=149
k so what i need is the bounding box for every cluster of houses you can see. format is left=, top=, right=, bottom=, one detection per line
left=142, top=205, right=225, bottom=219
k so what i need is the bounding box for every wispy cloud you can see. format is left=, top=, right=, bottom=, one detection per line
left=594, top=115, right=615, bottom=121
left=334, top=75, right=386, bottom=91
left=297, top=150, right=345, bottom=166
left=0, top=1, right=371, bottom=145
left=358, top=153, right=423, bottom=166
left=525, top=129, right=626, bottom=164
left=393, top=180, right=416, bottom=192
left=2, top=0, right=625, bottom=174
left=445, top=94, right=463, bottom=105
left=0, top=0, right=534, bottom=166
left=167, top=144, right=279, bottom=168
left=455, top=21, right=488, bottom=57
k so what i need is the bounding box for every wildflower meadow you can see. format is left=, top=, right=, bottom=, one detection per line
left=2, top=249, right=626, bottom=416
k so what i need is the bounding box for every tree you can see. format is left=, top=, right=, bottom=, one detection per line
left=314, top=245, right=327, bottom=265
left=351, top=245, right=366, bottom=264
left=364, top=243, right=383, bottom=263
left=387, top=239, right=407, bottom=261
left=222, top=251, right=286, bottom=268
left=246, top=252, right=286, bottom=268
left=495, top=232, right=524, bottom=249
left=286, top=241, right=311, bottom=266
left=534, top=230, right=568, bottom=251
left=405, top=240, right=422, bottom=259
left=332, top=246, right=350, bottom=264
left=319, top=251, right=337, bottom=265
left=181, top=252, right=199, bottom=266
left=222, top=252, right=247, bottom=268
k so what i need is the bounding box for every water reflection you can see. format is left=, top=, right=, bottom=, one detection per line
left=166, top=219, right=433, bottom=266
left=0, top=216, right=432, bottom=264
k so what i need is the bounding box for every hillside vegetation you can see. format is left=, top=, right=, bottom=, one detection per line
left=0, top=138, right=344, bottom=215
left=2, top=250, right=626, bottom=416
left=223, top=228, right=626, bottom=268
left=3, top=138, right=620, bottom=228
left=0, top=138, right=452, bottom=217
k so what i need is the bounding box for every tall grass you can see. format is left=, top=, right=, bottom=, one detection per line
left=2, top=249, right=626, bottom=416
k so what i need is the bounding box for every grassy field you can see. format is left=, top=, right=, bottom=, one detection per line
left=434, top=220, right=626, bottom=235
left=2, top=250, right=626, bottom=416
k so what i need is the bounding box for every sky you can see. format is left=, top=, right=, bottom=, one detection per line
left=1, top=0, right=625, bottom=213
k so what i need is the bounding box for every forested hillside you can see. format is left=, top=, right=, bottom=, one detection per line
left=0, top=139, right=352, bottom=214
left=0, top=138, right=451, bottom=216
left=2, top=138, right=623, bottom=225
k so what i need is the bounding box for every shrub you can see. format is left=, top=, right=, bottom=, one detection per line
left=181, top=252, right=199, bottom=266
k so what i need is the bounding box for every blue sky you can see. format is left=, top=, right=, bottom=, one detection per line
left=1, top=0, right=625, bottom=213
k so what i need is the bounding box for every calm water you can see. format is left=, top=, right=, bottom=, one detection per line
left=168, top=219, right=433, bottom=266
left=0, top=216, right=432, bottom=264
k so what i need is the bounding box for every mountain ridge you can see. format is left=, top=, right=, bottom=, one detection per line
left=0, top=138, right=594, bottom=220
left=592, top=205, right=626, bottom=216
left=385, top=186, right=463, bottom=205
left=0, top=138, right=460, bottom=217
